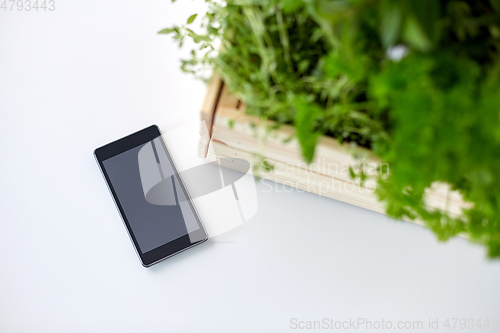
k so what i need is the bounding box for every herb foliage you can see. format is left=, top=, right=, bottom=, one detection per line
left=161, top=0, right=500, bottom=257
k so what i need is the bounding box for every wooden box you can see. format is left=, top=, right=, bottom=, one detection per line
left=199, top=75, right=468, bottom=226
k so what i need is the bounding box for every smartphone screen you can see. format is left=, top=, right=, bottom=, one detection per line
left=100, top=136, right=202, bottom=254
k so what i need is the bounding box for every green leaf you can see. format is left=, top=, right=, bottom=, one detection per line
left=349, top=166, right=356, bottom=179
left=491, top=0, right=500, bottom=11
left=282, top=0, right=303, bottom=13
left=294, top=96, right=322, bottom=163
left=402, top=16, right=432, bottom=51
left=298, top=59, right=310, bottom=73
left=262, top=160, right=274, bottom=172
left=406, top=0, right=440, bottom=47
left=187, top=14, right=197, bottom=24
left=158, top=28, right=176, bottom=34
left=379, top=2, right=402, bottom=47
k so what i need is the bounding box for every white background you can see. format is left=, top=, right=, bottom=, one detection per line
left=1, top=1, right=499, bottom=332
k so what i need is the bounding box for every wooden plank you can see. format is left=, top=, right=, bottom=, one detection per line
left=199, top=74, right=223, bottom=158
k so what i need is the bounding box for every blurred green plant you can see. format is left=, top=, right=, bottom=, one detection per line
left=160, top=0, right=500, bottom=258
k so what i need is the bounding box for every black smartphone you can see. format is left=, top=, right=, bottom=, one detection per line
left=94, top=125, right=208, bottom=267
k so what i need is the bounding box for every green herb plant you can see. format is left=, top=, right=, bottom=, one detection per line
left=161, top=0, right=500, bottom=258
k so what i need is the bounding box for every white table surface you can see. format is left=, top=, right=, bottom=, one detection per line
left=1, top=1, right=499, bottom=332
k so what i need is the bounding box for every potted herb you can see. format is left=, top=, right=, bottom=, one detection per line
left=160, top=0, right=500, bottom=258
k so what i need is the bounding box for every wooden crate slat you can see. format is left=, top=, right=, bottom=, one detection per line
left=199, top=74, right=223, bottom=158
